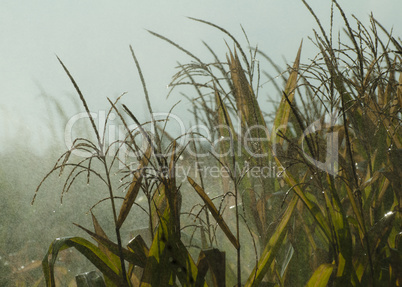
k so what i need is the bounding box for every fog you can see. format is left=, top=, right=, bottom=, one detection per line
left=0, top=0, right=400, bottom=284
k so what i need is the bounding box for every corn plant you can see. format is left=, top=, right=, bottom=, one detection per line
left=32, top=43, right=229, bottom=286
left=155, top=1, right=401, bottom=286
left=33, top=1, right=401, bottom=286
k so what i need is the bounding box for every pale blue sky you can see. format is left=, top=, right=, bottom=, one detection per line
left=1, top=0, right=400, bottom=152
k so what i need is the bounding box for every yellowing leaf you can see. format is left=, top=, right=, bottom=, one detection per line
left=306, top=264, right=334, bottom=287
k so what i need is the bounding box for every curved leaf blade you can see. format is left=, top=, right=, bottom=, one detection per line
left=42, top=236, right=124, bottom=287
left=188, top=176, right=239, bottom=249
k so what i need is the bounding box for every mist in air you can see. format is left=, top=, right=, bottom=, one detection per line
left=0, top=0, right=400, bottom=285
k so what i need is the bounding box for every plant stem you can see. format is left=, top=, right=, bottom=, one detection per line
left=235, top=182, right=241, bottom=287
left=220, top=89, right=241, bottom=286
left=231, top=124, right=241, bottom=287
left=102, top=157, right=129, bottom=286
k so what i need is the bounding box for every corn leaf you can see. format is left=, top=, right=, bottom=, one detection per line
left=42, top=237, right=125, bottom=287
left=228, top=48, right=267, bottom=130
left=188, top=176, right=239, bottom=249
left=227, top=47, right=271, bottom=166
left=215, top=84, right=237, bottom=167
left=151, top=182, right=168, bottom=234
left=322, top=185, right=353, bottom=281
left=92, top=212, right=121, bottom=272
left=140, top=204, right=203, bottom=286
left=369, top=211, right=396, bottom=252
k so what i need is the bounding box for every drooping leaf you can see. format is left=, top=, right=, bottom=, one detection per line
left=188, top=176, right=239, bottom=249
left=195, top=248, right=225, bottom=287
left=42, top=237, right=125, bottom=287
left=74, top=223, right=146, bottom=268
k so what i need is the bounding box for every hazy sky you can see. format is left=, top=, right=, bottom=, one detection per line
left=1, top=0, right=400, bottom=152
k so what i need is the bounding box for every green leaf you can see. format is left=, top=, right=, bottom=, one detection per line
left=322, top=185, right=353, bottom=279
left=140, top=204, right=203, bottom=287
left=369, top=211, right=396, bottom=253
left=151, top=182, right=168, bottom=233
